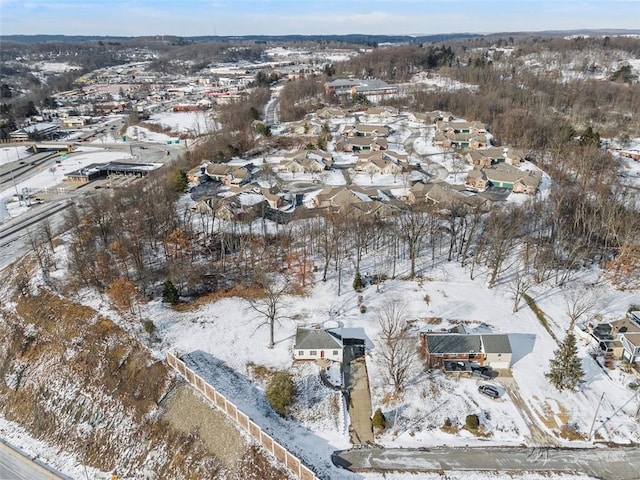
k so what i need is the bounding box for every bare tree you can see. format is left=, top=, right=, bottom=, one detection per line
left=244, top=273, right=290, bottom=349
left=508, top=263, right=534, bottom=313
left=376, top=299, right=417, bottom=393
left=397, top=201, right=432, bottom=278
left=564, top=285, right=602, bottom=330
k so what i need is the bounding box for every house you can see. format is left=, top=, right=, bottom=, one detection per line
left=412, top=181, right=493, bottom=212
left=346, top=136, right=387, bottom=152
left=362, top=105, right=398, bottom=120
left=465, top=167, right=489, bottom=192
left=420, top=333, right=513, bottom=369
left=316, top=106, right=347, bottom=119
left=610, top=313, right=640, bottom=363
left=355, top=156, right=402, bottom=175
left=204, top=163, right=250, bottom=185
left=482, top=164, right=542, bottom=194
left=187, top=163, right=208, bottom=185
left=343, top=124, right=389, bottom=138
left=312, top=186, right=373, bottom=209
left=293, top=326, right=343, bottom=362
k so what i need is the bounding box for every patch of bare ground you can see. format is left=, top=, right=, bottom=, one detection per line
left=162, top=384, right=245, bottom=470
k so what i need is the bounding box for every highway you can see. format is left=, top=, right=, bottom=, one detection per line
left=0, top=440, right=68, bottom=480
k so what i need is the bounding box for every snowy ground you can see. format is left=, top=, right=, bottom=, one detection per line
left=147, top=111, right=217, bottom=135
left=138, top=253, right=640, bottom=453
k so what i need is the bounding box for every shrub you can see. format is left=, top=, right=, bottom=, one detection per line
left=443, top=417, right=452, bottom=428
left=266, top=371, right=295, bottom=416
left=359, top=305, right=367, bottom=314
left=372, top=408, right=386, bottom=431
left=352, top=272, right=363, bottom=291
left=162, top=280, right=179, bottom=304
left=465, top=414, right=480, bottom=430
left=142, top=319, right=155, bottom=335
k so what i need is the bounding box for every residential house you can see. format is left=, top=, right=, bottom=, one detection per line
left=503, top=147, right=527, bottom=166
left=420, top=333, right=513, bottom=369
left=482, top=164, right=542, bottom=194
left=293, top=326, right=343, bottom=362
left=343, top=124, right=389, bottom=138
left=383, top=150, right=409, bottom=165
left=281, top=157, right=325, bottom=174
left=316, top=106, right=347, bottom=119
left=312, top=185, right=373, bottom=209
left=355, top=155, right=402, bottom=176
left=465, top=167, right=489, bottom=192
left=346, top=136, right=387, bottom=152
left=611, top=313, right=640, bottom=364
left=187, top=163, right=208, bottom=185
left=361, top=105, right=398, bottom=120
left=412, top=181, right=492, bottom=212
left=204, top=163, right=250, bottom=185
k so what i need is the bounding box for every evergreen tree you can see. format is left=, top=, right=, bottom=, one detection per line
left=546, top=333, right=584, bottom=391
left=352, top=271, right=363, bottom=291
left=372, top=408, right=386, bottom=431
left=266, top=371, right=294, bottom=416
left=162, top=280, right=179, bottom=304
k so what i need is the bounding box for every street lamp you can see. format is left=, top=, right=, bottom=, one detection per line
left=3, top=148, right=21, bottom=206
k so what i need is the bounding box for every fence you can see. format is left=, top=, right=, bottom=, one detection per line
left=166, top=352, right=319, bottom=480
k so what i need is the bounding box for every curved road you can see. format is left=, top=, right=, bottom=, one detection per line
left=333, top=445, right=640, bottom=480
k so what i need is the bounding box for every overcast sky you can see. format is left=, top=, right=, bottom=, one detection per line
left=1, top=0, right=639, bottom=37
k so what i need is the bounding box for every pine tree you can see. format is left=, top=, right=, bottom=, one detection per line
left=162, top=280, right=179, bottom=305
left=546, top=333, right=584, bottom=391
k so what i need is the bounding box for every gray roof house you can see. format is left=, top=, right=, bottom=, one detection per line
left=421, top=333, right=513, bottom=370
left=293, top=327, right=343, bottom=363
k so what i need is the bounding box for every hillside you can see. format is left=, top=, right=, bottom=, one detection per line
left=0, top=261, right=288, bottom=479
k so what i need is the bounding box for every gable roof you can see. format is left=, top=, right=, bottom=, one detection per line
left=481, top=334, right=512, bottom=354
left=424, top=333, right=512, bottom=355
left=294, top=328, right=343, bottom=350
left=425, top=334, right=482, bottom=354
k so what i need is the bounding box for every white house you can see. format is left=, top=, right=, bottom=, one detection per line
left=293, top=327, right=343, bottom=362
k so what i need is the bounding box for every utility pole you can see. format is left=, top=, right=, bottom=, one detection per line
left=588, top=392, right=605, bottom=440
left=3, top=148, right=21, bottom=205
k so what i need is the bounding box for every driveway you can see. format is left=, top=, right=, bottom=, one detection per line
left=343, top=345, right=374, bottom=445
left=497, top=376, right=560, bottom=447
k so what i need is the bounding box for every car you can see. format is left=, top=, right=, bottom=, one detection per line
left=478, top=385, right=500, bottom=399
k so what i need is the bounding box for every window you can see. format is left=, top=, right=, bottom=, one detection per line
left=298, top=351, right=304, bottom=356
left=310, top=350, right=317, bottom=356
left=333, top=350, right=339, bottom=356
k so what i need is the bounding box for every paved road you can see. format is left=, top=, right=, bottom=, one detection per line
left=0, top=441, right=67, bottom=480
left=333, top=445, right=640, bottom=480
left=0, top=199, right=72, bottom=271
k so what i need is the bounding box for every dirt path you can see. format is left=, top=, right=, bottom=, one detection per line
left=162, top=384, right=247, bottom=470
left=346, top=355, right=375, bottom=445
left=497, top=377, right=560, bottom=447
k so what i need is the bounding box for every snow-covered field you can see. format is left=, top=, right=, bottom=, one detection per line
left=147, top=111, right=216, bottom=135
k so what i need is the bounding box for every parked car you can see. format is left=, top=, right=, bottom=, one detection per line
left=478, top=385, right=500, bottom=399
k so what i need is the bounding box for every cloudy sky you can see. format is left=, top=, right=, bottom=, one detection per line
left=1, top=0, right=639, bottom=37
